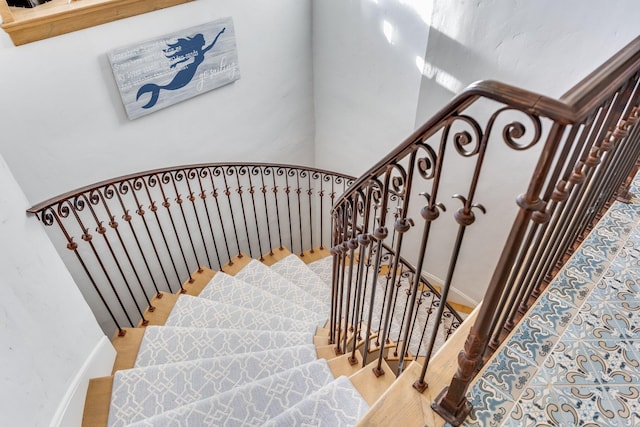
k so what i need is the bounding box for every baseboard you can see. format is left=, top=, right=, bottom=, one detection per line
left=50, top=336, right=116, bottom=427
left=448, top=286, right=479, bottom=309
left=421, top=271, right=479, bottom=308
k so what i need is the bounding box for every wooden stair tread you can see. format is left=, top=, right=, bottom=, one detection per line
left=111, top=327, right=145, bottom=373
left=140, top=291, right=179, bottom=327
left=86, top=248, right=474, bottom=427
left=82, top=376, right=113, bottom=427
left=261, top=247, right=292, bottom=266
left=327, top=352, right=363, bottom=378
left=182, top=267, right=216, bottom=296
left=299, top=246, right=331, bottom=263
left=315, top=327, right=330, bottom=336
left=358, top=305, right=480, bottom=426
left=355, top=361, right=433, bottom=427
left=221, top=253, right=251, bottom=275
left=316, top=343, right=339, bottom=360
left=350, top=359, right=397, bottom=406
left=313, top=335, right=330, bottom=346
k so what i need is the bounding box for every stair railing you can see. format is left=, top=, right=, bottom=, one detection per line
left=330, top=36, right=640, bottom=425
left=28, top=163, right=355, bottom=336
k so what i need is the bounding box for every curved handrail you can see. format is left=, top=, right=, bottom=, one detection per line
left=28, top=162, right=355, bottom=214
left=333, top=80, right=568, bottom=208
left=326, top=34, right=640, bottom=424
left=335, top=35, right=640, bottom=208
left=28, top=162, right=356, bottom=336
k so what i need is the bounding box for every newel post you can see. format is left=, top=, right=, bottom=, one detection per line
left=432, top=123, right=566, bottom=425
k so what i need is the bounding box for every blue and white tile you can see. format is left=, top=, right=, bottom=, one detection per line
left=600, top=384, right=640, bottom=426
left=579, top=224, right=625, bottom=260
left=600, top=303, right=640, bottom=340
left=509, top=386, right=566, bottom=426
left=596, top=206, right=637, bottom=235
left=590, top=271, right=639, bottom=304
left=450, top=184, right=640, bottom=426
left=543, top=267, right=594, bottom=308
left=563, top=306, right=618, bottom=341
left=460, top=379, right=515, bottom=427
left=527, top=340, right=599, bottom=387
left=526, top=289, right=577, bottom=336
left=608, top=236, right=640, bottom=264
left=579, top=339, right=640, bottom=385
left=480, top=347, right=538, bottom=401
left=563, top=311, right=594, bottom=341
left=562, top=250, right=610, bottom=282
left=502, top=317, right=558, bottom=366
left=547, top=385, right=619, bottom=426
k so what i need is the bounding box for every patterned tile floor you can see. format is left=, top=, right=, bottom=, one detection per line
left=460, top=177, right=640, bottom=427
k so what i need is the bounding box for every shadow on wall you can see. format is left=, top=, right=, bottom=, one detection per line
left=415, top=26, right=513, bottom=126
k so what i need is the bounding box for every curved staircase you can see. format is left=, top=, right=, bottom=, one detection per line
left=86, top=249, right=375, bottom=426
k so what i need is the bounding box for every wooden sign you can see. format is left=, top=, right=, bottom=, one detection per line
left=108, top=17, right=240, bottom=120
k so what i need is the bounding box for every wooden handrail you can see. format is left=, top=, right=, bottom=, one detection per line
left=327, top=33, right=640, bottom=425
left=28, top=162, right=355, bottom=213
left=335, top=36, right=640, bottom=209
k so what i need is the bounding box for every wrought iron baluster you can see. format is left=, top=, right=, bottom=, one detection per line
left=195, top=168, right=222, bottom=269
left=433, top=122, right=563, bottom=423
left=348, top=187, right=374, bottom=365
left=67, top=198, right=136, bottom=326
left=83, top=192, right=148, bottom=324
left=233, top=166, right=254, bottom=258
left=247, top=166, right=264, bottom=260
left=208, top=167, right=233, bottom=265
left=219, top=167, right=242, bottom=257
left=296, top=169, right=304, bottom=255
left=184, top=168, right=212, bottom=269
left=489, top=122, right=584, bottom=346
left=341, top=197, right=359, bottom=357
left=141, top=175, right=184, bottom=290
left=42, top=206, right=125, bottom=336
left=272, top=170, right=284, bottom=250
left=319, top=174, right=327, bottom=249
left=97, top=185, right=153, bottom=312
left=374, top=153, right=417, bottom=377
left=301, top=172, right=318, bottom=253
left=115, top=180, right=162, bottom=298
left=158, top=172, right=195, bottom=283
left=283, top=169, right=294, bottom=252
left=129, top=177, right=174, bottom=294
left=396, top=131, right=447, bottom=374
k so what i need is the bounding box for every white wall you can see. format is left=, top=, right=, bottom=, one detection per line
left=416, top=0, right=640, bottom=122
left=0, top=0, right=314, bottom=205
left=312, top=0, right=430, bottom=177
left=0, top=2, right=313, bottom=424
left=0, top=154, right=115, bottom=427
left=413, top=0, right=640, bottom=304
left=313, top=0, right=640, bottom=305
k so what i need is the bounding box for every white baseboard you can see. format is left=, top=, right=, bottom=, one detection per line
left=421, top=271, right=480, bottom=308
left=50, top=336, right=116, bottom=427
left=448, top=286, right=480, bottom=308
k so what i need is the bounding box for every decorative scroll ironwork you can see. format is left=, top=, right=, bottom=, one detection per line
left=330, top=36, right=640, bottom=425
left=28, top=163, right=354, bottom=336
left=27, top=35, right=640, bottom=427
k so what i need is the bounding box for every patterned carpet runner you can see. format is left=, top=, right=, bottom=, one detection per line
left=107, top=254, right=369, bottom=426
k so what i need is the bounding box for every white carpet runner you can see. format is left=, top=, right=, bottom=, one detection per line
left=308, top=256, right=450, bottom=356
left=110, top=345, right=318, bottom=426
left=107, top=254, right=369, bottom=426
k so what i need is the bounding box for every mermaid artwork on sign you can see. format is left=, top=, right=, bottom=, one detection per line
left=109, top=17, right=240, bottom=120
left=136, top=27, right=226, bottom=109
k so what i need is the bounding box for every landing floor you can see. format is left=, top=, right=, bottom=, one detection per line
left=463, top=177, right=640, bottom=426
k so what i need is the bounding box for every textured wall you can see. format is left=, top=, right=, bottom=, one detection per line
left=312, top=0, right=430, bottom=177
left=0, top=0, right=315, bottom=205
left=0, top=155, right=113, bottom=426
